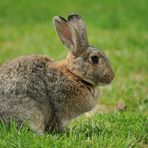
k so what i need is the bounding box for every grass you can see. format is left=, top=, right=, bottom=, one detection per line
left=0, top=113, right=147, bottom=148
left=0, top=0, right=147, bottom=147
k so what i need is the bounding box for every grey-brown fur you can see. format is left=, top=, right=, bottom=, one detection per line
left=0, top=14, right=114, bottom=134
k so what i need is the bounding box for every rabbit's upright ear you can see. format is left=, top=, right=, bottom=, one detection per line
left=68, top=14, right=88, bottom=50
left=53, top=16, right=79, bottom=53
left=54, top=15, right=89, bottom=56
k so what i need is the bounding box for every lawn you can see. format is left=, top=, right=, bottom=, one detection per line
left=0, top=0, right=147, bottom=147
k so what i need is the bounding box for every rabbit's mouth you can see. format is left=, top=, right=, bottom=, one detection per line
left=87, top=73, right=114, bottom=86
left=98, top=73, right=114, bottom=85
left=97, top=82, right=106, bottom=86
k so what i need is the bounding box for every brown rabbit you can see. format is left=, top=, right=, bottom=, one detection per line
left=0, top=14, right=114, bottom=134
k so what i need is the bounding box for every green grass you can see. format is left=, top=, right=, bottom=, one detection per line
left=0, top=113, right=147, bottom=148
left=0, top=0, right=147, bottom=147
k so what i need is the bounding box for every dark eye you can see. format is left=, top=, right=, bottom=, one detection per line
left=91, top=56, right=99, bottom=64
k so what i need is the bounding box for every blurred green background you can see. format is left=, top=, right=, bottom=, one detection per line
left=0, top=0, right=147, bottom=112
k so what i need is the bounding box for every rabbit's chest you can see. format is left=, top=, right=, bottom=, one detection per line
left=51, top=79, right=97, bottom=121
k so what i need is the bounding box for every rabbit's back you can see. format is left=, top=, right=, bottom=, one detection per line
left=0, top=55, right=53, bottom=123
left=0, top=55, right=53, bottom=99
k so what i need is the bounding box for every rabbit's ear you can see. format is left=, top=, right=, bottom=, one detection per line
left=53, top=16, right=79, bottom=52
left=68, top=14, right=88, bottom=49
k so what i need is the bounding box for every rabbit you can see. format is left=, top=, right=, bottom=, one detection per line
left=0, top=14, right=114, bottom=134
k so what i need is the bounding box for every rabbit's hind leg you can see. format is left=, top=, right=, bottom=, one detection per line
left=27, top=108, right=46, bottom=135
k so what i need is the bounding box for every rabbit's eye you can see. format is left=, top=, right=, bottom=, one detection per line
left=91, top=56, right=99, bottom=64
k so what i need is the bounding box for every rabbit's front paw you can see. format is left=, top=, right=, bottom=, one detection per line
left=47, top=122, right=65, bottom=133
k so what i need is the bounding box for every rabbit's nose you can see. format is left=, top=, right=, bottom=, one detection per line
left=102, top=71, right=114, bottom=84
